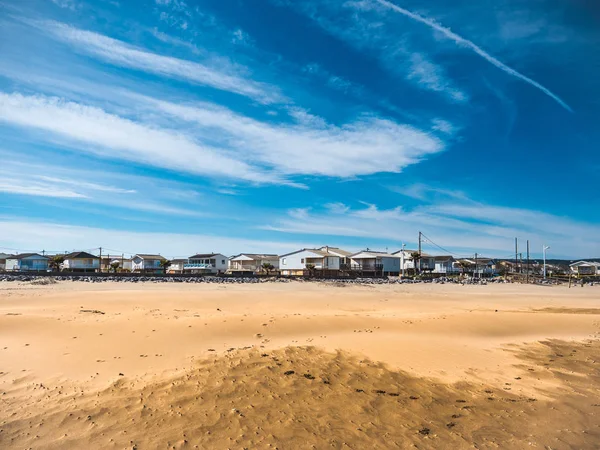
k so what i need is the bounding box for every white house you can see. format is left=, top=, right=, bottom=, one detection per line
left=62, top=251, right=100, bottom=272
left=111, top=257, right=132, bottom=272
left=454, top=258, right=496, bottom=276
left=184, top=253, right=228, bottom=274
left=349, top=250, right=401, bottom=275
left=167, top=259, right=188, bottom=274
left=570, top=261, right=600, bottom=276
left=132, top=254, right=165, bottom=274
left=279, top=248, right=345, bottom=276
left=5, top=253, right=49, bottom=272
left=433, top=255, right=457, bottom=274
left=99, top=255, right=132, bottom=272
left=228, top=254, right=279, bottom=275
left=315, top=246, right=352, bottom=265
left=391, top=250, right=435, bottom=273
left=0, top=253, right=13, bottom=271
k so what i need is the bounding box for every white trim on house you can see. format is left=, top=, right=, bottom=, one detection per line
left=228, top=254, right=279, bottom=274
left=62, top=251, right=100, bottom=272
left=349, top=251, right=400, bottom=274
left=279, top=248, right=343, bottom=276
left=0, top=253, right=13, bottom=271
left=167, top=259, right=188, bottom=274
left=185, top=253, right=228, bottom=274
left=132, top=254, right=165, bottom=273
left=391, top=250, right=435, bottom=272
left=570, top=261, right=600, bottom=276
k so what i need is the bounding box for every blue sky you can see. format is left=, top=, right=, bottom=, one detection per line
left=0, top=0, right=599, bottom=259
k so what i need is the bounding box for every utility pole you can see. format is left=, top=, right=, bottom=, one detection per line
left=99, top=247, right=102, bottom=273
left=543, top=245, right=550, bottom=280
left=418, top=231, right=422, bottom=275
left=526, top=240, right=530, bottom=284
left=42, top=250, right=45, bottom=256
left=515, top=238, right=518, bottom=274
left=474, top=253, right=478, bottom=279
left=519, top=253, right=523, bottom=272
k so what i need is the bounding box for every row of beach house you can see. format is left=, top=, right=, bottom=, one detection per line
left=0, top=248, right=598, bottom=277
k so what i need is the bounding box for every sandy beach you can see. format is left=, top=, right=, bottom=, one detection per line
left=1, top=281, right=599, bottom=449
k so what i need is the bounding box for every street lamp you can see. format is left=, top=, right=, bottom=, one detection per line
left=401, top=243, right=406, bottom=278
left=543, top=245, right=550, bottom=280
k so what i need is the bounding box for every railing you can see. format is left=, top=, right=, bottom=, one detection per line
left=349, top=264, right=384, bottom=271
left=230, top=265, right=258, bottom=271
left=68, top=263, right=99, bottom=269
left=184, top=263, right=214, bottom=269
left=20, top=264, right=49, bottom=271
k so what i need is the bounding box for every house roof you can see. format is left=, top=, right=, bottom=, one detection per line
left=170, top=259, right=188, bottom=264
left=188, top=253, right=224, bottom=259
left=316, top=246, right=352, bottom=257
left=570, top=260, right=600, bottom=267
left=279, top=248, right=341, bottom=258
left=64, top=251, right=99, bottom=260
left=230, top=253, right=278, bottom=261
left=391, top=250, right=433, bottom=257
left=134, top=254, right=164, bottom=260
left=0, top=253, right=14, bottom=259
left=433, top=255, right=455, bottom=261
left=349, top=250, right=397, bottom=258
left=459, top=258, right=495, bottom=265
left=11, top=253, right=48, bottom=260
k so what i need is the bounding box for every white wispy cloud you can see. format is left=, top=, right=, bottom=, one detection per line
left=0, top=179, right=87, bottom=199
left=389, top=183, right=469, bottom=202
left=407, top=53, right=466, bottom=102
left=231, top=28, right=250, bottom=45
left=263, top=200, right=599, bottom=258
left=430, top=118, right=454, bottom=134
left=0, top=220, right=313, bottom=258
left=374, top=0, right=572, bottom=112
left=144, top=96, right=444, bottom=177
left=49, top=0, right=78, bottom=10
left=150, top=28, right=202, bottom=55
left=0, top=157, right=212, bottom=217
left=0, top=92, right=283, bottom=184
left=39, top=21, right=283, bottom=104
left=0, top=87, right=447, bottom=183
left=422, top=203, right=599, bottom=241
left=302, top=62, right=364, bottom=96
left=37, top=176, right=136, bottom=194
left=285, top=1, right=467, bottom=102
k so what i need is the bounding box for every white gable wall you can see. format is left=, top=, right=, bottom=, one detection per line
left=63, top=258, right=100, bottom=270
left=280, top=250, right=320, bottom=271
left=279, top=250, right=340, bottom=271
left=212, top=254, right=229, bottom=272
left=5, top=258, right=19, bottom=271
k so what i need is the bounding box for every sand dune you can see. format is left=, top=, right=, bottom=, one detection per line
left=1, top=281, right=599, bottom=448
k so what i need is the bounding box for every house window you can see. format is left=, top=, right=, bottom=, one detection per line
left=222, top=260, right=225, bottom=264
left=282, top=258, right=286, bottom=265
left=301, top=258, right=305, bottom=263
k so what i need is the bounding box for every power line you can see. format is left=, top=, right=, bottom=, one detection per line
left=418, top=234, right=522, bottom=261
left=419, top=233, right=465, bottom=257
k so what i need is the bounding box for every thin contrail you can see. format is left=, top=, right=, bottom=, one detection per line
left=375, top=0, right=573, bottom=112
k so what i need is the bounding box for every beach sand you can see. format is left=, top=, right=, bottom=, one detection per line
left=1, top=281, right=599, bottom=448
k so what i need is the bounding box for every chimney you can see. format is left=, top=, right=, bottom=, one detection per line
left=325, top=245, right=329, bottom=253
